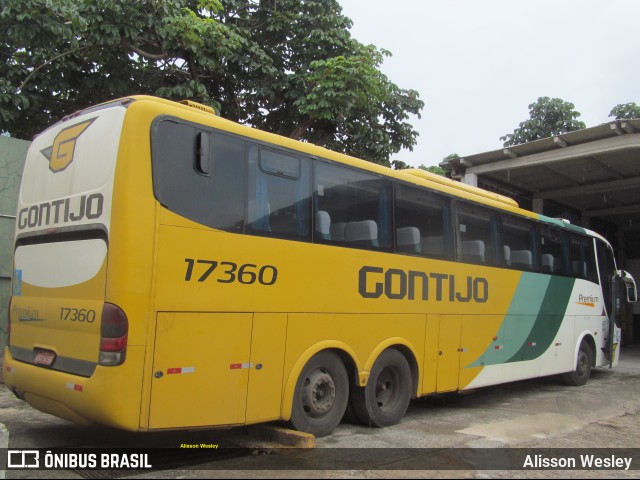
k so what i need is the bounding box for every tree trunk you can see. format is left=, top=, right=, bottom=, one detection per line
left=289, top=118, right=314, bottom=140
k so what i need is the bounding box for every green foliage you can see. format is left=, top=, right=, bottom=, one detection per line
left=0, top=0, right=423, bottom=165
left=391, top=160, right=409, bottom=170
left=418, top=164, right=446, bottom=176
left=500, top=97, right=586, bottom=147
left=609, top=102, right=640, bottom=120
left=441, top=153, right=459, bottom=163
left=391, top=160, right=445, bottom=176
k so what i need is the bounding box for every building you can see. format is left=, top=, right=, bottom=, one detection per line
left=0, top=136, right=29, bottom=357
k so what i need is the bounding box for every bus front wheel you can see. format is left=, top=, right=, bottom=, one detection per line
left=563, top=340, right=593, bottom=386
left=352, top=349, right=412, bottom=427
left=290, top=351, right=349, bottom=437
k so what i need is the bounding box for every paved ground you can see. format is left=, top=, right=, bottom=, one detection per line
left=2, top=345, right=640, bottom=478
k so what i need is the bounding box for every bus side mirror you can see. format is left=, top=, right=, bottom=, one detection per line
left=618, top=270, right=638, bottom=303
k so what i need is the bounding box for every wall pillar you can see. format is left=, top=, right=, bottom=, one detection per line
left=463, top=172, right=478, bottom=187
left=532, top=198, right=544, bottom=214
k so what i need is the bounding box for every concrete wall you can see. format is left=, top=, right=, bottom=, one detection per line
left=0, top=137, right=29, bottom=361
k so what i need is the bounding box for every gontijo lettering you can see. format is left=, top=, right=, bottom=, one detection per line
left=17, top=193, right=104, bottom=230
left=359, top=266, right=488, bottom=302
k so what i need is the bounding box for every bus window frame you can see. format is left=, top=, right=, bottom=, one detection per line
left=312, top=159, right=393, bottom=252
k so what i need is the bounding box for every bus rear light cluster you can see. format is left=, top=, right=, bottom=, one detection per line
left=99, top=303, right=128, bottom=366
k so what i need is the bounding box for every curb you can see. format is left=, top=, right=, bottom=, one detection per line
left=226, top=424, right=316, bottom=449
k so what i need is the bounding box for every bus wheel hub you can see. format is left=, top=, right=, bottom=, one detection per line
left=304, top=370, right=336, bottom=417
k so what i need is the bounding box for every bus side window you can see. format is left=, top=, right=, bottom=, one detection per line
left=569, top=234, right=598, bottom=282
left=313, top=162, right=391, bottom=250
left=208, top=131, right=246, bottom=232
left=584, top=238, right=598, bottom=283
left=247, top=145, right=311, bottom=240
left=456, top=203, right=500, bottom=265
left=502, top=215, right=538, bottom=271
left=152, top=120, right=245, bottom=233
left=394, top=185, right=452, bottom=258
left=539, top=225, right=565, bottom=274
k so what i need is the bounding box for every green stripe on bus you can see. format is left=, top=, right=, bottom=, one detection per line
left=466, top=273, right=576, bottom=367
left=507, top=275, right=575, bottom=362
left=467, top=273, right=550, bottom=367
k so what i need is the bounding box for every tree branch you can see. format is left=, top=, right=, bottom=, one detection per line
left=289, top=117, right=314, bottom=140
left=187, top=55, right=200, bottom=83
left=121, top=38, right=168, bottom=60
left=235, top=96, right=242, bottom=121
left=17, top=45, right=92, bottom=93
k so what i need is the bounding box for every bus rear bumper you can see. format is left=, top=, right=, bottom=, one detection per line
left=3, top=346, right=145, bottom=431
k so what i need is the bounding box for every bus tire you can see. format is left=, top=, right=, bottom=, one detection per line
left=290, top=351, right=349, bottom=437
left=352, top=349, right=412, bottom=428
left=563, top=340, right=593, bottom=386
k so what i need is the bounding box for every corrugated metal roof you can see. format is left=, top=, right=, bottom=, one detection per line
left=441, top=119, right=640, bottom=169
left=439, top=119, right=640, bottom=236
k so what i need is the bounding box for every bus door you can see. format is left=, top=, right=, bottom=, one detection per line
left=596, top=241, right=618, bottom=364
left=596, top=240, right=637, bottom=365
left=609, top=276, right=623, bottom=365
left=607, top=273, right=637, bottom=366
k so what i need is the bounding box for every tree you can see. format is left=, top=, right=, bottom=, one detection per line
left=609, top=102, right=640, bottom=120
left=419, top=164, right=446, bottom=176
left=441, top=153, right=459, bottom=163
left=391, top=160, right=445, bottom=177
left=0, top=0, right=237, bottom=136
left=391, top=160, right=409, bottom=170
left=0, top=0, right=424, bottom=166
left=500, top=97, right=586, bottom=147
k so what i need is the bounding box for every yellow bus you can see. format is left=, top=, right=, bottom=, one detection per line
left=5, top=96, right=637, bottom=437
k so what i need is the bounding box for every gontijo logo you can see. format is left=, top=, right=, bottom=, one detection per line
left=40, top=118, right=96, bottom=172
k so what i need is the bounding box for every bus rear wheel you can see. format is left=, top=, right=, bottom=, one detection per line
left=563, top=340, right=593, bottom=386
left=352, top=349, right=412, bottom=428
left=290, top=351, right=348, bottom=437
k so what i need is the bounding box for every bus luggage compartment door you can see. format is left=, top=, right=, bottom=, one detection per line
left=149, top=312, right=252, bottom=429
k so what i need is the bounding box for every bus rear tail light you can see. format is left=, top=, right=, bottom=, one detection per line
left=99, top=303, right=128, bottom=366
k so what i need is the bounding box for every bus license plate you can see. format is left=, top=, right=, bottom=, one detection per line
left=34, top=350, right=56, bottom=366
